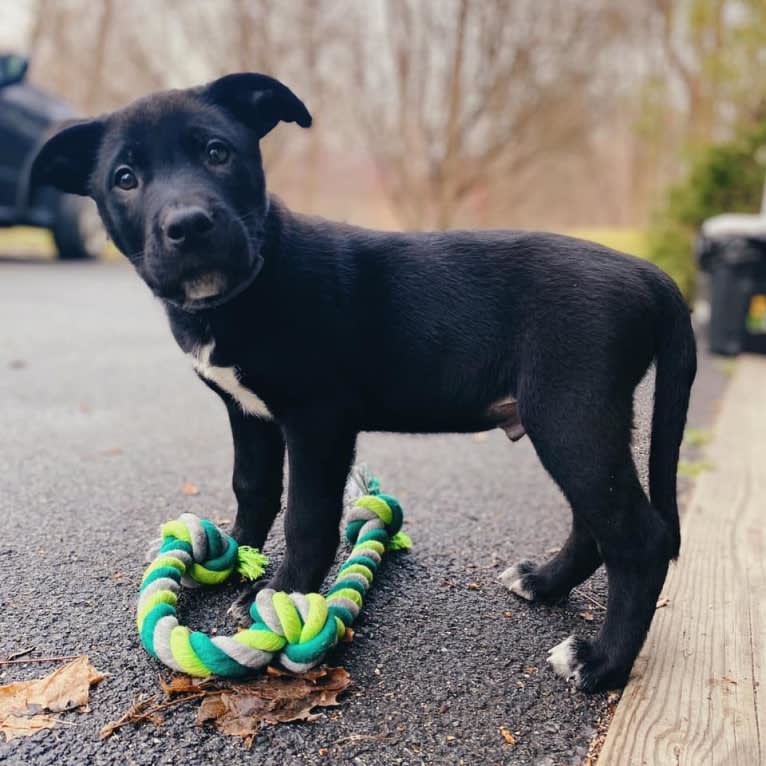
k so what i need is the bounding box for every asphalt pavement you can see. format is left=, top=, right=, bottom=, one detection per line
left=0, top=259, right=728, bottom=766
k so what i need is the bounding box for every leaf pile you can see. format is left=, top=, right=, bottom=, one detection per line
left=0, top=656, right=105, bottom=742
left=102, top=665, right=351, bottom=747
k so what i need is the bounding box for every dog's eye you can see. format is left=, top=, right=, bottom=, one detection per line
left=114, top=167, right=138, bottom=191
left=205, top=140, right=230, bottom=166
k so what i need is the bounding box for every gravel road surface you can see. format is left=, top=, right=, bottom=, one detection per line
left=0, top=259, right=727, bottom=765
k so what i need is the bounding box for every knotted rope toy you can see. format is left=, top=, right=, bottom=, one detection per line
left=137, top=471, right=411, bottom=677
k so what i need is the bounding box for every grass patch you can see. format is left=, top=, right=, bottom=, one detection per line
left=714, top=359, right=738, bottom=377
left=677, top=459, right=715, bottom=478
left=0, top=225, right=119, bottom=260
left=683, top=427, right=713, bottom=448
left=567, top=228, right=650, bottom=259
left=0, top=226, right=56, bottom=257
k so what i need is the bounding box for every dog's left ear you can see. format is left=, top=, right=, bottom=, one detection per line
left=29, top=119, right=105, bottom=196
left=203, top=73, right=312, bottom=139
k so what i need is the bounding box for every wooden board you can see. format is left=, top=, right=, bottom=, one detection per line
left=599, top=355, right=765, bottom=766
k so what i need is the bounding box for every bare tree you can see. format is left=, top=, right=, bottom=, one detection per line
left=648, top=0, right=766, bottom=144
left=82, top=0, right=115, bottom=112
left=353, top=0, right=629, bottom=230
left=26, top=0, right=761, bottom=232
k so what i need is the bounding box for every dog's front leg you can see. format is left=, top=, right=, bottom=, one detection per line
left=267, top=416, right=357, bottom=594
left=226, top=401, right=285, bottom=549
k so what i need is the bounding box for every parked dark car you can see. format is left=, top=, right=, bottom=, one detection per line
left=0, top=54, right=104, bottom=259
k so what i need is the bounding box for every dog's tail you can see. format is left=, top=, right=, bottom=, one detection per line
left=649, top=281, right=697, bottom=558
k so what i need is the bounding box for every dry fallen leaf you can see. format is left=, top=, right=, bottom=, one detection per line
left=158, top=675, right=212, bottom=695
left=197, top=666, right=351, bottom=747
left=0, top=656, right=105, bottom=741
left=181, top=481, right=200, bottom=496
left=3, top=713, right=65, bottom=740
left=583, top=691, right=622, bottom=765
left=99, top=691, right=204, bottom=738
left=104, top=666, right=351, bottom=747
left=500, top=726, right=517, bottom=745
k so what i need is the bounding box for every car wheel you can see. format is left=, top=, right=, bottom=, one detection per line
left=52, top=195, right=106, bottom=260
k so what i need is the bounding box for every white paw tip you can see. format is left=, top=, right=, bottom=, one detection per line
left=226, top=603, right=251, bottom=626
left=509, top=579, right=535, bottom=601
left=547, top=636, right=582, bottom=683
left=499, top=563, right=535, bottom=600
left=499, top=562, right=527, bottom=587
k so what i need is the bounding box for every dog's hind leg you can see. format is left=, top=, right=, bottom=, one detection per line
left=511, top=381, right=675, bottom=692
left=500, top=514, right=601, bottom=603
left=546, top=474, right=672, bottom=693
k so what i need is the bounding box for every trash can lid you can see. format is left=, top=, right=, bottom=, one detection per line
left=701, top=213, right=766, bottom=240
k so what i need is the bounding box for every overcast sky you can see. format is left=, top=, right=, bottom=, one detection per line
left=0, top=2, right=32, bottom=53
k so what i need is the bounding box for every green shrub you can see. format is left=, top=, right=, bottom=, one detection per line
left=648, top=121, right=766, bottom=302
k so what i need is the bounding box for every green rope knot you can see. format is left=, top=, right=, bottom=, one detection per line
left=137, top=479, right=410, bottom=677
left=248, top=589, right=342, bottom=673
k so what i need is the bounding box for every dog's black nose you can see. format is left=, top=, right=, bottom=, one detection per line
left=163, top=207, right=214, bottom=247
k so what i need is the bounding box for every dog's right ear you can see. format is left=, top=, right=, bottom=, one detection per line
left=203, top=73, right=312, bottom=139
left=29, top=119, right=105, bottom=196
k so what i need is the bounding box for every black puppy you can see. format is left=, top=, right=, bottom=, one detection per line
left=30, top=73, right=696, bottom=693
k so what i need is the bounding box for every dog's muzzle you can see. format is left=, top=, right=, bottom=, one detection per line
left=184, top=272, right=227, bottom=301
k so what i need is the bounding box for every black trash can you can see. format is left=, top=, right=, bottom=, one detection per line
left=697, top=225, right=766, bottom=356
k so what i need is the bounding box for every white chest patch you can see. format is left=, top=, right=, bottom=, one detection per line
left=190, top=342, right=273, bottom=420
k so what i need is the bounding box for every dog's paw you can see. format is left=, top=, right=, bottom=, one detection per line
left=499, top=559, right=538, bottom=601
left=547, top=635, right=585, bottom=685
left=547, top=636, right=629, bottom=693
left=227, top=585, right=261, bottom=627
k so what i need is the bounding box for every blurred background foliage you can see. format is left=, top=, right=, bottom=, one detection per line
left=1, top=0, right=765, bottom=300
left=647, top=120, right=766, bottom=298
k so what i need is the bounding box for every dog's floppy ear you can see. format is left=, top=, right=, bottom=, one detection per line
left=29, top=119, right=105, bottom=196
left=203, top=73, right=312, bottom=139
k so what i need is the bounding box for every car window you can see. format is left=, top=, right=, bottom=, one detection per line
left=0, top=55, right=28, bottom=89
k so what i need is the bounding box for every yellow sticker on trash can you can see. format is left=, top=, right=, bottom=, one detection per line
left=747, top=294, right=766, bottom=333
